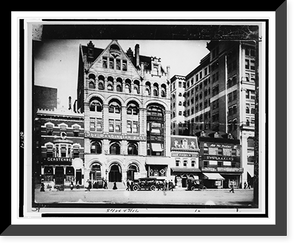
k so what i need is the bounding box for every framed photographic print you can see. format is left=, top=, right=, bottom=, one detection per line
left=6, top=3, right=287, bottom=236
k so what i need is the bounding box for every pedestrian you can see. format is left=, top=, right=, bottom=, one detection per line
left=70, top=181, right=74, bottom=190
left=85, top=180, right=91, bottom=191
left=126, top=180, right=130, bottom=191
left=113, top=181, right=117, bottom=190
left=163, top=180, right=167, bottom=195
left=229, top=183, right=235, bottom=193
left=244, top=182, right=247, bottom=189
left=130, top=180, right=133, bottom=191
left=40, top=182, right=45, bottom=192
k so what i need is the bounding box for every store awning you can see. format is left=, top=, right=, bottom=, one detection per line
left=171, top=168, right=201, bottom=173
left=202, top=172, right=225, bottom=180
left=151, top=143, right=163, bottom=152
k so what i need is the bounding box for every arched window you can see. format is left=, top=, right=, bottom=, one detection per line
left=109, top=100, right=121, bottom=114
left=133, top=80, right=140, bottom=94
left=145, top=81, right=151, bottom=96
left=88, top=74, right=96, bottom=89
left=110, top=142, right=120, bottom=155
left=116, top=84, right=122, bottom=92
left=128, top=142, right=138, bottom=155
left=90, top=99, right=102, bottom=112
left=98, top=75, right=105, bottom=90
left=91, top=141, right=101, bottom=154
left=153, top=83, right=159, bottom=97
left=125, top=79, right=131, bottom=93
left=127, top=101, right=139, bottom=115
left=107, top=83, right=113, bottom=91
left=161, top=84, right=166, bottom=97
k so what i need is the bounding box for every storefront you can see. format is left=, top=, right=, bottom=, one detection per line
left=41, top=157, right=75, bottom=186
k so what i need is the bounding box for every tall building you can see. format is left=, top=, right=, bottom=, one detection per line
left=77, top=40, right=172, bottom=186
left=170, top=40, right=257, bottom=185
left=170, top=75, right=186, bottom=135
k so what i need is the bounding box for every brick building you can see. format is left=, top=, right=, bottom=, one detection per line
left=35, top=108, right=84, bottom=187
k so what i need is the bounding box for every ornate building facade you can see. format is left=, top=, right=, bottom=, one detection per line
left=77, top=40, right=172, bottom=186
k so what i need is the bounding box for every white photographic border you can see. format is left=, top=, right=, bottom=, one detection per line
left=11, top=11, right=277, bottom=228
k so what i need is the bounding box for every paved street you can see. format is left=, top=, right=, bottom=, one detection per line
left=35, top=188, right=254, bottom=206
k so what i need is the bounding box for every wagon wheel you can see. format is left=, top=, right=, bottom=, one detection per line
left=132, top=185, right=139, bottom=191
left=150, top=185, right=156, bottom=191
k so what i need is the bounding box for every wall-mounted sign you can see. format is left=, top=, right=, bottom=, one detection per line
left=201, top=155, right=234, bottom=161
left=171, top=153, right=198, bottom=158
left=42, top=157, right=72, bottom=165
left=85, top=131, right=146, bottom=141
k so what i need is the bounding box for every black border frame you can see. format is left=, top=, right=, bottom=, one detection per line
left=5, top=3, right=286, bottom=235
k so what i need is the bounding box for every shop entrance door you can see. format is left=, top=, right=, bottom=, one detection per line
left=55, top=167, right=64, bottom=185
left=76, top=169, right=82, bottom=185
left=109, top=164, right=122, bottom=182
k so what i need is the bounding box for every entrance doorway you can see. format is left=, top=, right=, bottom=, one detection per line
left=127, top=164, right=138, bottom=181
left=55, top=166, right=64, bottom=185
left=109, top=164, right=122, bottom=182
left=76, top=169, right=82, bottom=185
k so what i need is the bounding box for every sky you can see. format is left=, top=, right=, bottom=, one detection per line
left=34, top=39, right=209, bottom=109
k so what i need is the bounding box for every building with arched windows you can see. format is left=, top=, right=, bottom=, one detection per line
left=35, top=107, right=84, bottom=187
left=77, top=40, right=172, bottom=187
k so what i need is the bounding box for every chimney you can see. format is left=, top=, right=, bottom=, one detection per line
left=135, top=44, right=140, bottom=67
left=68, top=96, right=71, bottom=110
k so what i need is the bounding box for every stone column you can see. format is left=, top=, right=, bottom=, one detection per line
left=103, top=104, right=109, bottom=133
left=121, top=106, right=127, bottom=134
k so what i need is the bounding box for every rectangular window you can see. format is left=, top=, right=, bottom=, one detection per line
left=203, top=161, right=208, bottom=167
left=250, top=60, right=255, bottom=70
left=132, top=121, right=138, bottom=133
left=116, top=59, right=121, bottom=70
left=109, top=57, right=114, bottom=69
left=176, top=159, right=180, bottom=167
left=109, top=119, right=114, bottom=132
left=127, top=121, right=132, bottom=133
left=191, top=160, right=196, bottom=167
left=218, top=148, right=223, bottom=155
left=203, top=147, right=209, bottom=154
left=245, top=59, right=250, bottom=69
left=183, top=160, right=187, bottom=167
left=122, top=60, right=127, bottom=71
left=90, top=118, right=95, bottom=131
left=115, top=120, right=121, bottom=133
left=217, top=161, right=223, bottom=167
left=96, top=119, right=102, bottom=132
left=102, top=57, right=107, bottom=68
